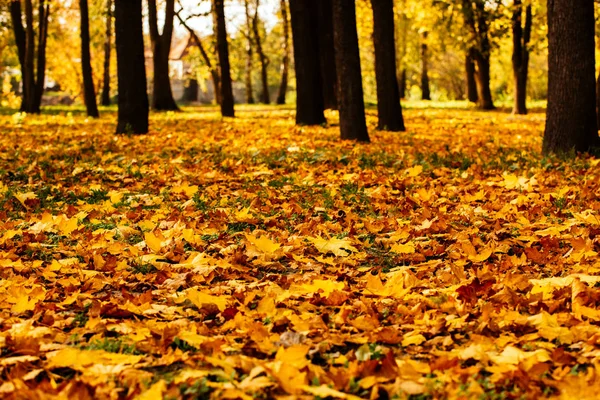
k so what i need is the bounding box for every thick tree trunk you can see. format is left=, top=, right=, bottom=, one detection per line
left=148, top=0, right=178, bottom=111
left=472, top=50, right=494, bottom=110
left=332, top=0, right=369, bottom=142
left=101, top=0, right=112, bottom=106
left=176, top=13, right=221, bottom=105
left=597, top=71, right=600, bottom=130
left=466, top=48, right=478, bottom=103
left=276, top=0, right=290, bottom=105
left=317, top=0, right=338, bottom=110
left=371, top=0, right=404, bottom=131
left=420, top=32, right=431, bottom=101
left=183, top=78, right=199, bottom=102
left=511, top=0, right=531, bottom=115
left=253, top=0, right=270, bottom=104
left=289, top=0, right=325, bottom=125
left=115, top=0, right=149, bottom=134
left=214, top=0, right=235, bottom=117
left=33, top=1, right=49, bottom=113
left=244, top=0, right=255, bottom=104
left=543, top=0, right=598, bottom=154
left=9, top=1, right=26, bottom=110
left=23, top=0, right=36, bottom=113
left=80, top=0, right=99, bottom=118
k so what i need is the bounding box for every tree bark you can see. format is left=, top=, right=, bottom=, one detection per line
left=332, top=0, right=369, bottom=142
left=23, top=0, right=36, bottom=112
left=244, top=0, right=255, bottom=104
left=276, top=0, right=290, bottom=105
left=213, top=0, right=235, bottom=117
left=543, top=0, right=598, bottom=154
left=176, top=12, right=221, bottom=105
left=252, top=0, right=270, bottom=104
left=183, top=78, right=199, bottom=102
left=148, top=0, right=179, bottom=111
left=80, top=0, right=99, bottom=118
left=101, top=0, right=112, bottom=106
left=371, top=0, right=404, bottom=131
left=420, top=31, right=431, bottom=100
left=511, top=0, right=531, bottom=115
left=9, top=1, right=26, bottom=111
left=289, top=0, right=325, bottom=125
left=317, top=0, right=338, bottom=110
left=466, top=48, right=478, bottom=103
left=115, top=0, right=149, bottom=134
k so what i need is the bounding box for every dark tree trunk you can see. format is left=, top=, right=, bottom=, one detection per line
left=9, top=1, right=26, bottom=110
left=398, top=68, right=406, bottom=99
left=332, top=0, right=369, bottom=142
left=276, top=0, right=290, bottom=105
left=253, top=0, right=270, bottom=104
left=80, top=0, right=99, bottom=118
left=176, top=13, right=221, bottom=105
left=183, top=78, right=199, bottom=102
left=597, top=71, right=600, bottom=130
left=148, top=0, right=178, bottom=111
left=23, top=0, right=35, bottom=112
left=511, top=0, right=531, bottom=115
left=543, top=0, right=598, bottom=154
left=371, top=0, right=404, bottom=131
left=420, top=31, right=431, bottom=101
left=466, top=48, right=478, bottom=103
left=244, top=0, right=255, bottom=104
left=101, top=0, right=112, bottom=106
left=289, top=0, right=325, bottom=125
left=33, top=1, right=49, bottom=113
left=317, top=0, right=338, bottom=110
left=214, top=0, right=235, bottom=117
left=115, top=0, right=149, bottom=134
left=472, top=50, right=494, bottom=109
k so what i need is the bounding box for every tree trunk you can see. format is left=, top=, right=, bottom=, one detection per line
left=176, top=13, right=221, bottom=105
left=115, top=0, right=149, bottom=134
left=214, top=0, right=235, bottom=117
left=332, top=0, right=369, bottom=142
left=276, top=0, right=290, bottom=105
left=543, top=0, right=598, bottom=154
left=398, top=68, right=406, bottom=99
left=597, top=71, right=600, bottom=130
left=33, top=1, right=49, bottom=113
left=472, top=49, right=494, bottom=109
left=80, top=0, right=99, bottom=118
left=317, top=0, right=338, bottom=110
left=23, top=0, right=36, bottom=113
left=253, top=0, right=270, bottom=104
left=148, top=0, right=178, bottom=111
left=289, top=0, right=325, bottom=125
left=9, top=1, right=26, bottom=110
left=511, top=0, right=531, bottom=115
left=101, top=0, right=112, bottom=106
left=466, top=48, right=478, bottom=103
left=244, top=0, right=255, bottom=104
left=183, top=78, right=199, bottom=102
left=420, top=31, right=431, bottom=101
left=371, top=0, right=404, bottom=131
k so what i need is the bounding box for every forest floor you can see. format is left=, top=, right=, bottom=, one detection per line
left=0, top=104, right=599, bottom=399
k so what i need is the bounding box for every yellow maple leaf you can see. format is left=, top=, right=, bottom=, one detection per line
left=14, top=192, right=36, bottom=209
left=135, top=380, right=166, bottom=400
left=405, top=165, right=423, bottom=177
left=144, top=231, right=163, bottom=253
left=391, top=242, right=416, bottom=254
left=245, top=234, right=281, bottom=254
left=302, top=385, right=363, bottom=400
left=308, top=236, right=358, bottom=257
left=185, top=289, right=228, bottom=311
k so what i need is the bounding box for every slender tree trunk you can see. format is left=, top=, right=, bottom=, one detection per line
left=148, top=0, right=178, bottom=111
left=115, top=0, right=149, bottom=134
left=80, top=0, right=99, bottom=118
left=244, top=0, right=255, bottom=104
left=289, top=0, right=325, bottom=125
left=398, top=68, right=407, bottom=99
left=597, top=71, right=600, bottom=130
left=276, top=0, right=290, bottom=105
left=466, top=48, right=478, bottom=103
left=511, top=0, right=531, bottom=115
left=332, top=0, right=369, bottom=142
left=253, top=0, right=270, bottom=104
left=420, top=31, right=431, bottom=101
left=23, top=0, right=36, bottom=113
left=371, top=0, right=404, bottom=131
left=214, top=0, right=235, bottom=117
left=183, top=78, right=198, bottom=102
left=543, top=0, right=598, bottom=154
left=33, top=1, right=49, bottom=112
left=176, top=13, right=221, bottom=105
left=101, top=0, right=112, bottom=106
left=317, top=0, right=338, bottom=110
left=9, top=1, right=26, bottom=111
